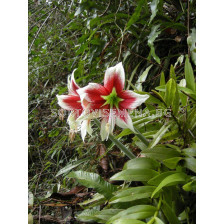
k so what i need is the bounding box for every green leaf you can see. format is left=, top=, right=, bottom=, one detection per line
left=112, top=219, right=147, bottom=224
left=184, top=157, right=196, bottom=173
left=126, top=0, right=146, bottom=30
left=170, top=65, right=176, bottom=80
left=161, top=201, right=180, bottom=224
left=107, top=205, right=157, bottom=224
left=123, top=157, right=160, bottom=170
left=160, top=72, right=165, bottom=86
left=95, top=209, right=123, bottom=222
left=78, top=193, right=106, bottom=207
left=154, top=217, right=165, bottom=224
left=148, top=123, right=172, bottom=149
left=151, top=173, right=188, bottom=197
left=149, top=0, right=160, bottom=23
left=77, top=209, right=100, bottom=222
left=67, top=171, right=117, bottom=199
left=56, top=158, right=89, bottom=176
left=165, top=78, right=179, bottom=115
left=147, top=171, right=177, bottom=186
left=110, top=169, right=158, bottom=182
left=143, top=146, right=181, bottom=161
left=163, top=157, right=182, bottom=169
left=183, top=180, right=196, bottom=192
left=184, top=55, right=196, bottom=92
left=183, top=147, right=196, bottom=157
left=151, top=90, right=166, bottom=104
left=110, top=186, right=157, bottom=204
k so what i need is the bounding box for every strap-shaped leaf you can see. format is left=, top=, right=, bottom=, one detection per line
left=110, top=169, right=158, bottom=182
left=110, top=186, right=158, bottom=204
left=95, top=209, right=123, bottom=222
left=107, top=205, right=157, bottom=224
left=67, top=171, right=117, bottom=199
left=151, top=173, right=188, bottom=197
left=123, top=157, right=160, bottom=170
left=148, top=124, right=172, bottom=149
left=161, top=201, right=180, bottom=224
left=142, top=146, right=181, bottom=161
left=184, top=55, right=196, bottom=92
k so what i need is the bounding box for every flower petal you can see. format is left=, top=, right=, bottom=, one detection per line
left=67, top=71, right=80, bottom=95
left=118, top=90, right=149, bottom=109
left=104, top=62, right=125, bottom=93
left=77, top=83, right=108, bottom=103
left=57, top=95, right=83, bottom=111
left=100, top=117, right=109, bottom=141
left=80, top=120, right=92, bottom=142
left=67, top=111, right=82, bottom=132
left=115, top=109, right=135, bottom=132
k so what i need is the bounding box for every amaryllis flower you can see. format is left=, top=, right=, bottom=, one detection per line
left=77, top=62, right=149, bottom=140
left=56, top=72, right=92, bottom=141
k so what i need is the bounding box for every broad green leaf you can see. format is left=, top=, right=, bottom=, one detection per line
left=184, top=157, right=196, bottom=173
left=28, top=213, right=33, bottom=224
left=161, top=201, right=180, bottom=224
left=151, top=173, right=188, bottom=197
left=123, top=157, right=160, bottom=170
left=112, top=219, right=146, bottom=224
left=183, top=180, right=196, bottom=192
left=183, top=147, right=196, bottom=157
left=163, top=157, right=182, bottom=169
left=107, top=205, right=157, bottom=224
left=135, top=65, right=153, bottom=91
left=147, top=171, right=177, bottom=186
left=142, top=146, right=181, bottom=161
left=149, top=0, right=160, bottom=23
left=95, top=209, right=123, bottom=222
left=110, top=169, right=158, bottom=182
left=154, top=217, right=165, bottom=224
left=77, top=209, right=100, bottom=222
left=184, top=55, right=196, bottom=92
left=67, top=171, right=117, bottom=199
left=148, top=123, right=172, bottom=149
left=56, top=158, right=89, bottom=176
left=110, top=186, right=157, bottom=204
left=126, top=0, right=146, bottom=30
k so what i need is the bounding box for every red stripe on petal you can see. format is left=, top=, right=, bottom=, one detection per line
left=104, top=73, right=124, bottom=93
left=58, top=95, right=83, bottom=111
left=85, top=83, right=109, bottom=102
left=118, top=91, right=136, bottom=109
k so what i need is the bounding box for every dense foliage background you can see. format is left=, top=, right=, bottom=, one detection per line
left=28, top=0, right=196, bottom=223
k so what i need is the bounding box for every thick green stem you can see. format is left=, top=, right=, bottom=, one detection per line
left=134, top=127, right=149, bottom=146
left=94, top=119, right=136, bottom=159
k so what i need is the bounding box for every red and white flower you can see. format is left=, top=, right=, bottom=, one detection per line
left=56, top=72, right=92, bottom=141
left=77, top=62, right=149, bottom=140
